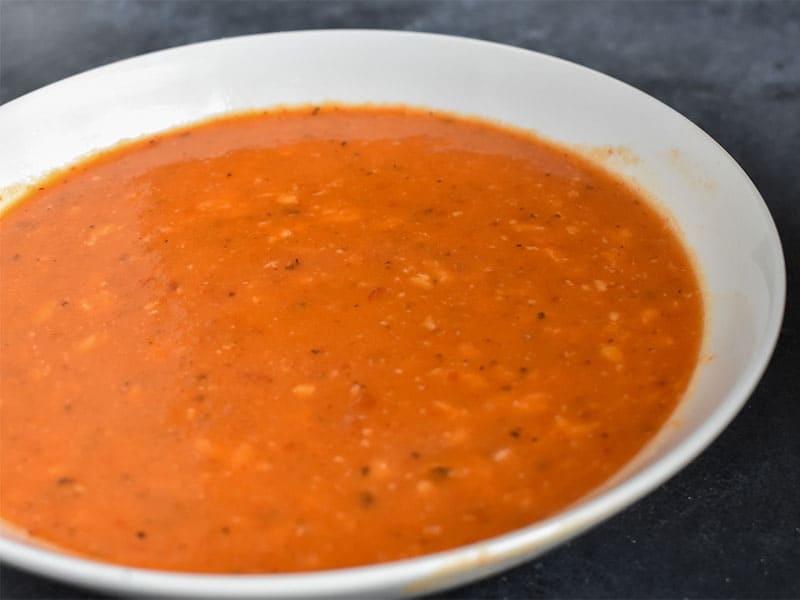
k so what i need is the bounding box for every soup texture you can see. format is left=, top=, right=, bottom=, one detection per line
left=0, top=107, right=702, bottom=573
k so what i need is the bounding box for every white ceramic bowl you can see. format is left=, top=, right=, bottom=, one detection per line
left=0, top=30, right=785, bottom=599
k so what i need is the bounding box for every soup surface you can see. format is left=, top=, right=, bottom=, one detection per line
left=0, top=106, right=702, bottom=573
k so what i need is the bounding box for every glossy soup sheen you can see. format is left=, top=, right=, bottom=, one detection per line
left=0, top=106, right=703, bottom=573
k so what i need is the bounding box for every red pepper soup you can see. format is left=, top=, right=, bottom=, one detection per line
left=0, top=107, right=702, bottom=573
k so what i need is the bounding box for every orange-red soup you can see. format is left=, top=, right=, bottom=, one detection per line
left=0, top=107, right=702, bottom=573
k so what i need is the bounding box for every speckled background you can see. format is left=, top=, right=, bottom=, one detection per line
left=1, top=1, right=798, bottom=598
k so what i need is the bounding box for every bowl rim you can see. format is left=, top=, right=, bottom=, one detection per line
left=0, top=28, right=787, bottom=599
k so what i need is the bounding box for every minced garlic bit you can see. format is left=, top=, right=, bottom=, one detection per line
left=277, top=193, right=298, bottom=205
left=76, top=333, right=99, bottom=352
left=493, top=448, right=512, bottom=462
left=601, top=345, right=624, bottom=363
left=409, top=273, right=433, bottom=289
left=416, top=480, right=434, bottom=494
left=291, top=383, right=316, bottom=397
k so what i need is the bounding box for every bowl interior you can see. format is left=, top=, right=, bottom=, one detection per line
left=0, top=30, right=785, bottom=599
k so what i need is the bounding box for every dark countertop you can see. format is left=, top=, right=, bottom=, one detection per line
left=1, top=1, right=798, bottom=598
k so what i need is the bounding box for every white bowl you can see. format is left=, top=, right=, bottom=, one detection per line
left=0, top=30, right=785, bottom=599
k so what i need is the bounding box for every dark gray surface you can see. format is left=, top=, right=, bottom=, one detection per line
left=0, top=1, right=798, bottom=598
